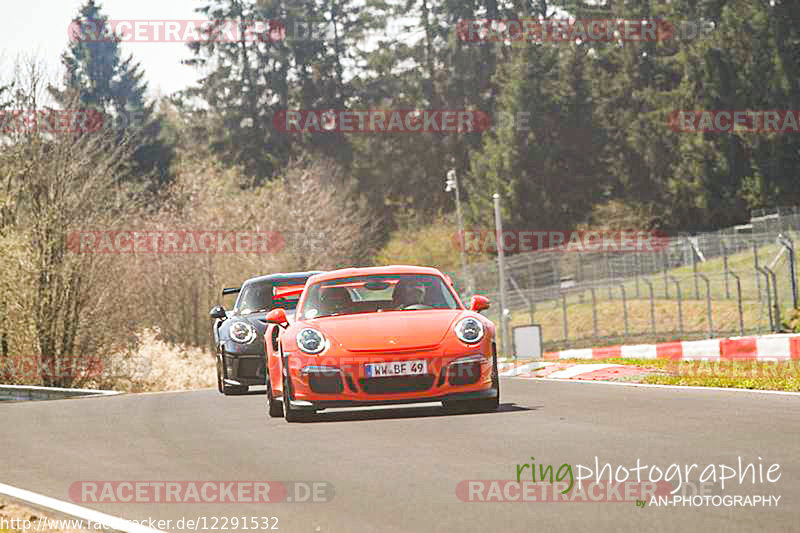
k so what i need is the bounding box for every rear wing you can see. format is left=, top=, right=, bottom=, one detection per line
left=222, top=287, right=241, bottom=296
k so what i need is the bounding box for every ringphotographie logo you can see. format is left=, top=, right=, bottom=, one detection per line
left=668, top=110, right=800, bottom=133
left=456, top=18, right=675, bottom=43
left=453, top=230, right=670, bottom=254
left=457, top=456, right=782, bottom=507
left=273, top=110, right=491, bottom=133
left=68, top=481, right=334, bottom=504
left=0, top=109, right=104, bottom=134
left=66, top=230, right=285, bottom=254
left=68, top=19, right=285, bottom=43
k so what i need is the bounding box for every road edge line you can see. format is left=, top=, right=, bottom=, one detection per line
left=0, top=482, right=165, bottom=533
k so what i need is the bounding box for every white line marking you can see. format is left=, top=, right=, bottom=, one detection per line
left=0, top=482, right=165, bottom=533
left=504, top=376, right=800, bottom=396
left=500, top=362, right=553, bottom=376
left=546, top=364, right=619, bottom=379
left=0, top=384, right=120, bottom=395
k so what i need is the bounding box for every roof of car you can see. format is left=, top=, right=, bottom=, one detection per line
left=307, top=265, right=444, bottom=283
left=242, top=271, right=325, bottom=286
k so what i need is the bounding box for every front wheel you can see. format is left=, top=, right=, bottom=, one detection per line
left=267, top=372, right=284, bottom=418
left=216, top=355, right=224, bottom=394
left=282, top=360, right=314, bottom=423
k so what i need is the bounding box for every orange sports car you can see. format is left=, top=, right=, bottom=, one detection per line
left=264, top=265, right=499, bottom=422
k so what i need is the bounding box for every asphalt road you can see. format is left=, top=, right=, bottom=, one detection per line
left=1, top=379, right=799, bottom=533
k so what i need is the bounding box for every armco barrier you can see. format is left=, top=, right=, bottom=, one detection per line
left=541, top=333, right=800, bottom=361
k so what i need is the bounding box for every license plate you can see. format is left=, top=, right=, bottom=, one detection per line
left=365, top=360, right=427, bottom=378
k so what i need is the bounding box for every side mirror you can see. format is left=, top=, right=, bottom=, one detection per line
left=209, top=305, right=227, bottom=320
left=265, top=308, right=289, bottom=327
left=470, top=295, right=490, bottom=313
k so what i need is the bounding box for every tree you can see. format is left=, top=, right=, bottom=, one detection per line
left=49, top=0, right=175, bottom=197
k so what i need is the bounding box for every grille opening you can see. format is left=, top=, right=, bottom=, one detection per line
left=308, top=371, right=344, bottom=394
left=447, top=361, right=481, bottom=386
left=346, top=374, right=359, bottom=392
left=359, top=374, right=435, bottom=394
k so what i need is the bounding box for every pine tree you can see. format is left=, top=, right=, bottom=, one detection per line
left=49, top=0, right=174, bottom=197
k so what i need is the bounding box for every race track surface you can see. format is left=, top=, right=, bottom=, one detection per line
left=1, top=379, right=798, bottom=532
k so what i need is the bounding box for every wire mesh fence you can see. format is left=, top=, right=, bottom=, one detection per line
left=450, top=208, right=800, bottom=354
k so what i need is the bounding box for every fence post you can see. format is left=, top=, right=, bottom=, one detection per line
left=690, top=239, right=700, bottom=300
left=756, top=266, right=773, bottom=331
left=753, top=241, right=761, bottom=302
left=778, top=234, right=798, bottom=309
left=620, top=283, right=629, bottom=339
left=727, top=270, right=745, bottom=336
left=561, top=291, right=568, bottom=341
left=662, top=249, right=670, bottom=298
left=642, top=277, right=656, bottom=335
left=634, top=253, right=641, bottom=298
left=590, top=287, right=598, bottom=339
left=767, top=266, right=781, bottom=330
left=668, top=276, right=683, bottom=334
left=722, top=240, right=730, bottom=299
left=697, top=273, right=713, bottom=337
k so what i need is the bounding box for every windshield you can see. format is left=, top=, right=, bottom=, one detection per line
left=300, top=274, right=459, bottom=319
left=235, top=280, right=306, bottom=315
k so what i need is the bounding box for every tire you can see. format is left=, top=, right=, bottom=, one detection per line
left=216, top=355, right=224, bottom=394
left=267, top=371, right=284, bottom=418
left=282, top=356, right=314, bottom=423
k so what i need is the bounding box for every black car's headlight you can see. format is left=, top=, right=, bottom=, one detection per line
left=230, top=320, right=257, bottom=344
left=455, top=317, right=484, bottom=344
left=296, top=328, right=327, bottom=354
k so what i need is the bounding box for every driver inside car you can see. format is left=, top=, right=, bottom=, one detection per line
left=319, top=286, right=352, bottom=316
left=392, top=280, right=427, bottom=309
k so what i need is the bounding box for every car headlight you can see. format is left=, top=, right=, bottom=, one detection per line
left=296, top=328, right=326, bottom=354
left=455, top=317, right=484, bottom=344
left=230, top=321, right=256, bottom=344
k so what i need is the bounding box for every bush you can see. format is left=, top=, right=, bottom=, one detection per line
left=782, top=308, right=800, bottom=333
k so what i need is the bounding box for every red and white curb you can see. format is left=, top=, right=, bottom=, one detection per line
left=539, top=333, right=800, bottom=361
left=498, top=361, right=654, bottom=381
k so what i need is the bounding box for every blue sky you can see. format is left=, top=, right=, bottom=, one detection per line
left=2, top=0, right=205, bottom=98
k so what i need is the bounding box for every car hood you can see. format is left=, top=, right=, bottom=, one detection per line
left=309, top=310, right=465, bottom=352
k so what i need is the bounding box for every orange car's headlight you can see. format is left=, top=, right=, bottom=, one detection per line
left=455, top=317, right=484, bottom=344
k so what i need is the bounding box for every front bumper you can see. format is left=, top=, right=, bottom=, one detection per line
left=221, top=342, right=266, bottom=386
left=283, top=347, right=494, bottom=407
left=287, top=387, right=497, bottom=411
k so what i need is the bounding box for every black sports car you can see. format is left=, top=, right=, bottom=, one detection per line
left=210, top=271, right=322, bottom=395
